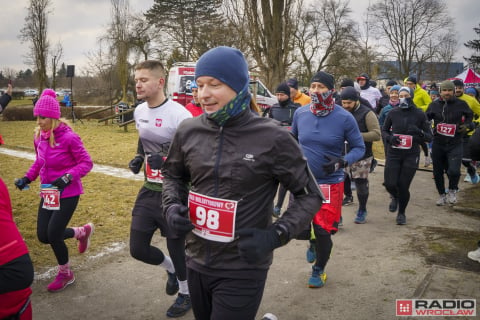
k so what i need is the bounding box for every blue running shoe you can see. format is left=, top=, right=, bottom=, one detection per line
left=308, top=266, right=327, bottom=288
left=471, top=173, right=479, bottom=184
left=306, top=243, right=316, bottom=263
left=354, top=210, right=367, bottom=224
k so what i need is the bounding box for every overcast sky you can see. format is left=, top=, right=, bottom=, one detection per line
left=1, top=0, right=478, bottom=75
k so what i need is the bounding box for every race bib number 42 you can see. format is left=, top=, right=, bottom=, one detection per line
left=436, top=123, right=456, bottom=137
left=188, top=191, right=238, bottom=243
left=40, top=185, right=60, bottom=210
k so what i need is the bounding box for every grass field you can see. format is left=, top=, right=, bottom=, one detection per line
left=1, top=120, right=143, bottom=271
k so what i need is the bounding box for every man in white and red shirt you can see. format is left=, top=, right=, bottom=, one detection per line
left=128, top=60, right=192, bottom=318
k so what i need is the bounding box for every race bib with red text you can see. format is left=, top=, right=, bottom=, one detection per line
left=188, top=191, right=238, bottom=243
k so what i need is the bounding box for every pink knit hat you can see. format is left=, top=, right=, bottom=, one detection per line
left=33, top=89, right=60, bottom=119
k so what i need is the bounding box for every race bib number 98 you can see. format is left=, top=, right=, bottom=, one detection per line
left=188, top=191, right=238, bottom=243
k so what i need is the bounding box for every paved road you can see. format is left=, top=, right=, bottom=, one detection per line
left=3, top=148, right=479, bottom=319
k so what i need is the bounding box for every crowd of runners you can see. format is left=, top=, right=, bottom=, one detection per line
left=1, top=46, right=480, bottom=320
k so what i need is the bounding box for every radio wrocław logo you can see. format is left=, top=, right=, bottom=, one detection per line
left=396, top=299, right=476, bottom=317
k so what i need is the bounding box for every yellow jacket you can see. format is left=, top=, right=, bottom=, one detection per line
left=413, top=85, right=432, bottom=112
left=458, top=93, right=480, bottom=136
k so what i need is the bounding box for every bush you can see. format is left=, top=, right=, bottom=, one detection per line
left=2, top=106, right=117, bottom=121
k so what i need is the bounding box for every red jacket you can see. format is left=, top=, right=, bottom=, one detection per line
left=0, top=177, right=32, bottom=319
left=185, top=102, right=203, bottom=117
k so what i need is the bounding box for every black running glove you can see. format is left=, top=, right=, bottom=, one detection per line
left=14, top=177, right=31, bottom=190
left=387, top=135, right=401, bottom=146
left=236, top=227, right=283, bottom=264
left=128, top=155, right=144, bottom=174
left=406, top=125, right=424, bottom=137
left=147, top=153, right=164, bottom=170
left=165, top=204, right=194, bottom=236
left=51, top=174, right=72, bottom=190
left=322, top=155, right=347, bottom=175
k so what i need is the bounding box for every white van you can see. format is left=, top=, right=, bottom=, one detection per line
left=167, top=62, right=277, bottom=110
left=166, top=62, right=196, bottom=107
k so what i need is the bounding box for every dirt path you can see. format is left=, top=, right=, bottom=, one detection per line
left=25, top=162, right=480, bottom=319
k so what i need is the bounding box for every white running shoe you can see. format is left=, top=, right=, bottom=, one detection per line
left=467, top=248, right=480, bottom=263
left=447, top=190, right=457, bottom=204
left=436, top=194, right=447, bottom=206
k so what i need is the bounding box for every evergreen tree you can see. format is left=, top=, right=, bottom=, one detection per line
left=144, top=0, right=224, bottom=61
left=464, top=23, right=480, bottom=69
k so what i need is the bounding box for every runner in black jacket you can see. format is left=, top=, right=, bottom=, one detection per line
left=425, top=80, right=474, bottom=206
left=264, top=82, right=300, bottom=218
left=383, top=87, right=432, bottom=225
left=161, top=46, right=323, bottom=320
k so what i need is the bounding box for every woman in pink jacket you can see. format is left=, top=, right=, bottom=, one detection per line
left=14, top=89, right=94, bottom=292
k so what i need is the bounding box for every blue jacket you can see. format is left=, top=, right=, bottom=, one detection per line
left=292, top=104, right=365, bottom=184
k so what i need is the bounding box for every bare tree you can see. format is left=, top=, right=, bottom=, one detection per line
left=224, top=0, right=300, bottom=89
left=369, top=0, right=454, bottom=79
left=108, top=0, right=131, bottom=102
left=19, top=0, right=51, bottom=91
left=293, top=0, right=358, bottom=84
left=50, top=42, right=63, bottom=90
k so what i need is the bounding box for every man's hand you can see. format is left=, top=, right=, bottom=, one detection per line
left=147, top=153, right=164, bottom=170
left=322, top=155, right=347, bottom=175
left=407, top=125, right=423, bottom=136
left=236, top=227, right=282, bottom=264
left=128, top=156, right=144, bottom=174
left=165, top=204, right=194, bottom=236
left=388, top=135, right=401, bottom=146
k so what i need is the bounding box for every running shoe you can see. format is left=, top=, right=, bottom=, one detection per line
left=261, top=313, right=278, bottom=320
left=354, top=210, right=367, bottom=224
left=166, top=293, right=191, bottom=318
left=338, top=216, right=343, bottom=227
left=78, top=223, right=94, bottom=254
left=272, top=206, right=281, bottom=218
left=396, top=213, right=406, bottom=225
left=306, top=243, right=316, bottom=263
left=467, top=248, right=480, bottom=263
left=389, top=198, right=398, bottom=212
left=47, top=271, right=75, bottom=292
left=464, top=174, right=472, bottom=183
left=424, top=156, right=432, bottom=167
left=166, top=272, right=179, bottom=296
left=342, top=195, right=354, bottom=206
left=436, top=194, right=447, bottom=206
left=471, top=173, right=479, bottom=184
left=447, top=190, right=457, bottom=204
left=308, top=266, right=327, bottom=288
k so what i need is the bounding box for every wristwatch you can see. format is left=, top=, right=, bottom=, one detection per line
left=65, top=173, right=73, bottom=182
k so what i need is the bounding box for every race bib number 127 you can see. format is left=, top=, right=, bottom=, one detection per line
left=188, top=191, right=238, bottom=243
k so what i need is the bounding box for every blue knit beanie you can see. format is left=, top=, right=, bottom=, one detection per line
left=399, top=86, right=414, bottom=99
left=195, top=46, right=249, bottom=94
left=390, top=85, right=401, bottom=92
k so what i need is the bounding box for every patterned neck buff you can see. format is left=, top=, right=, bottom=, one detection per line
left=208, top=85, right=251, bottom=126
left=310, top=90, right=335, bottom=117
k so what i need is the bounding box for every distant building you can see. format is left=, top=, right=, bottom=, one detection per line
left=376, top=61, right=464, bottom=83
